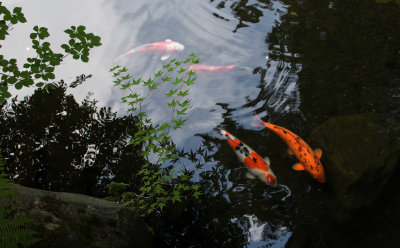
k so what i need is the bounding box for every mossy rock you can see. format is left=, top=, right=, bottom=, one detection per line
left=11, top=185, right=156, bottom=248
left=108, top=182, right=129, bottom=196
left=309, top=113, right=400, bottom=223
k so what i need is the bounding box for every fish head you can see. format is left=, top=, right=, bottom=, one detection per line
left=308, top=158, right=326, bottom=183
left=246, top=155, right=277, bottom=187
left=258, top=171, right=277, bottom=187
left=312, top=166, right=326, bottom=183
left=174, top=41, right=185, bottom=51
left=167, top=41, right=185, bottom=52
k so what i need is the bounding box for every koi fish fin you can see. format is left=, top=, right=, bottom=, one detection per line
left=292, top=162, right=305, bottom=171
left=252, top=111, right=266, bottom=128
left=161, top=54, right=171, bottom=60
left=246, top=172, right=256, bottom=179
left=263, top=157, right=270, bottom=165
left=314, top=148, right=322, bottom=159
left=287, top=149, right=295, bottom=156
left=165, top=39, right=172, bottom=42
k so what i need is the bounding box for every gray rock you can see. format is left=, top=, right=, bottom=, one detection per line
left=11, top=185, right=156, bottom=248
left=309, top=113, right=400, bottom=223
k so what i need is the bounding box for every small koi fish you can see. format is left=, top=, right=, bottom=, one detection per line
left=187, top=64, right=235, bottom=72
left=253, top=111, right=326, bottom=183
left=186, top=64, right=252, bottom=74
left=117, top=39, right=184, bottom=60
left=220, top=129, right=277, bottom=187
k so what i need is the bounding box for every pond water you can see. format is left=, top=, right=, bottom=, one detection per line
left=1, top=0, right=400, bottom=247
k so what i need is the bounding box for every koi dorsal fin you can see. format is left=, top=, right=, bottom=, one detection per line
left=314, top=148, right=322, bottom=159
left=292, top=163, right=305, bottom=171
left=263, top=156, right=270, bottom=165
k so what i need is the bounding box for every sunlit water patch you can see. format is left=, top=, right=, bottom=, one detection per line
left=231, top=214, right=292, bottom=247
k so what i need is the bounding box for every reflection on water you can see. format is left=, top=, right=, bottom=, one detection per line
left=0, top=82, right=145, bottom=196
left=211, top=0, right=274, bottom=32
left=240, top=214, right=292, bottom=247
left=1, top=0, right=400, bottom=247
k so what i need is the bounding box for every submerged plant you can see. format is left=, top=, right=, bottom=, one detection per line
left=110, top=54, right=203, bottom=215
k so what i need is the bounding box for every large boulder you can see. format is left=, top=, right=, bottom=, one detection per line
left=11, top=185, right=156, bottom=248
left=309, top=113, right=400, bottom=223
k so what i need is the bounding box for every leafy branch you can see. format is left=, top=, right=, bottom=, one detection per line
left=110, top=53, right=203, bottom=215
left=0, top=3, right=102, bottom=103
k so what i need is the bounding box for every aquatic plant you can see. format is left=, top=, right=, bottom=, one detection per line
left=0, top=150, right=40, bottom=247
left=111, top=54, right=203, bottom=215
left=0, top=2, right=102, bottom=103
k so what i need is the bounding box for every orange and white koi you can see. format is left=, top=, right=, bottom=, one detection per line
left=220, top=129, right=277, bottom=187
left=253, top=111, right=326, bottom=183
left=117, top=39, right=184, bottom=60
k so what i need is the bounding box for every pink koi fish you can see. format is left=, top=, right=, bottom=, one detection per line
left=187, top=64, right=235, bottom=72
left=186, top=64, right=252, bottom=74
left=117, top=39, right=184, bottom=60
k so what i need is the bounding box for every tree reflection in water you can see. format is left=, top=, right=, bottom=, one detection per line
left=0, top=81, right=144, bottom=197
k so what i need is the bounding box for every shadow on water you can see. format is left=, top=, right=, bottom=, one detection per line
left=266, top=0, right=400, bottom=124
left=248, top=0, right=400, bottom=247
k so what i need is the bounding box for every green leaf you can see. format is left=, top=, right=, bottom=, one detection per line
left=185, top=77, right=196, bottom=86
left=193, top=191, right=202, bottom=199
left=178, top=89, right=190, bottom=97
left=45, top=83, right=56, bottom=90
left=64, top=29, right=73, bottom=35
left=171, top=190, right=182, bottom=203
left=109, top=65, right=121, bottom=72
left=167, top=99, right=177, bottom=107
left=7, top=77, right=17, bottom=84
left=46, top=72, right=55, bottom=80
left=18, top=15, right=27, bottom=23
left=15, top=82, right=23, bottom=90
left=81, top=55, right=89, bottom=62
left=154, top=70, right=163, bottom=77
left=29, top=33, right=37, bottom=39
left=10, top=16, right=18, bottom=24
left=13, top=7, right=22, bottom=14
left=45, top=66, right=54, bottom=73
left=178, top=67, right=186, bottom=74
left=158, top=202, right=166, bottom=210
left=188, top=70, right=197, bottom=77
left=77, top=25, right=86, bottom=32
left=166, top=88, right=178, bottom=97
left=162, top=76, right=171, bottom=82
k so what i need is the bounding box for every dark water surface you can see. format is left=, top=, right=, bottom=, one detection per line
left=1, top=0, right=400, bottom=247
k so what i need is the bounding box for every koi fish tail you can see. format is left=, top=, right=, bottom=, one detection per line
left=252, top=110, right=266, bottom=128
left=238, top=66, right=253, bottom=72
left=115, top=48, right=138, bottom=60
